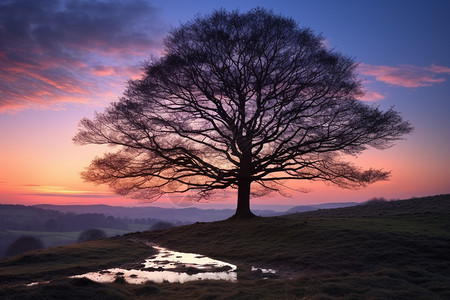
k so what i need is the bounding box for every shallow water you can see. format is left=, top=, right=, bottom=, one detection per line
left=71, top=245, right=237, bottom=284
left=251, top=266, right=277, bottom=274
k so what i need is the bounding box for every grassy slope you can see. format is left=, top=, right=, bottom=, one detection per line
left=0, top=194, right=449, bottom=299
left=0, top=237, right=154, bottom=284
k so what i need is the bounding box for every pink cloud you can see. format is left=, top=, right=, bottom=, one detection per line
left=358, top=63, right=450, bottom=88
left=92, top=66, right=116, bottom=77
left=357, top=90, right=385, bottom=101
left=0, top=0, right=167, bottom=113
left=430, top=64, right=450, bottom=73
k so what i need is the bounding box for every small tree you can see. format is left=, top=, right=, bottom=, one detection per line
left=5, top=236, right=44, bottom=257
left=74, top=9, right=412, bottom=219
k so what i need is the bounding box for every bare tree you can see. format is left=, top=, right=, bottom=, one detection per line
left=74, top=9, right=412, bottom=218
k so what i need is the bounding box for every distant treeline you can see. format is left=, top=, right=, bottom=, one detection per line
left=0, top=204, right=186, bottom=258
left=0, top=205, right=128, bottom=231
left=0, top=205, right=186, bottom=232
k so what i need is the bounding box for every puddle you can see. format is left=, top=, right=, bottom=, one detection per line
left=251, top=266, right=277, bottom=274
left=71, top=245, right=237, bottom=284
left=251, top=266, right=279, bottom=279
left=26, top=281, right=50, bottom=286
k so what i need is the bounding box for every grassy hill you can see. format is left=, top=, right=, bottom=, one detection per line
left=0, top=194, right=449, bottom=299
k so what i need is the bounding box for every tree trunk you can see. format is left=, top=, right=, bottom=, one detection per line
left=230, top=177, right=256, bottom=219
left=230, top=143, right=256, bottom=219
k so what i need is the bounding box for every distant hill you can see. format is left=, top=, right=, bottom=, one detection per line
left=34, top=201, right=364, bottom=222
left=0, top=205, right=128, bottom=232
left=285, top=202, right=359, bottom=214
left=287, top=194, right=450, bottom=218
left=33, top=204, right=278, bottom=222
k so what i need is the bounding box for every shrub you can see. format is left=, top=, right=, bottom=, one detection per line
left=5, top=235, right=44, bottom=257
left=150, top=221, right=173, bottom=231
left=77, top=229, right=107, bottom=242
left=365, top=197, right=388, bottom=205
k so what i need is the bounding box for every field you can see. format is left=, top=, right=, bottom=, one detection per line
left=2, top=227, right=145, bottom=248
left=0, top=194, right=449, bottom=299
left=0, top=204, right=154, bottom=257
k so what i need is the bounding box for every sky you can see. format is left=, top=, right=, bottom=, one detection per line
left=0, top=0, right=449, bottom=210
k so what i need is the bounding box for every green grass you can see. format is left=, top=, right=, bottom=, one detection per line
left=306, top=214, right=450, bottom=237
left=0, top=194, right=449, bottom=299
left=0, top=237, right=155, bottom=284
left=127, top=224, right=152, bottom=232
left=137, top=214, right=450, bottom=275
left=5, top=230, right=80, bottom=247
left=4, top=227, right=142, bottom=248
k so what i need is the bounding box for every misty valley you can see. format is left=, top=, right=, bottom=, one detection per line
left=0, top=205, right=188, bottom=258
left=0, top=202, right=359, bottom=259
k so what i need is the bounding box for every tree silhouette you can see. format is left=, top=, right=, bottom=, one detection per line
left=5, top=236, right=44, bottom=257
left=150, top=221, right=174, bottom=231
left=74, top=9, right=412, bottom=218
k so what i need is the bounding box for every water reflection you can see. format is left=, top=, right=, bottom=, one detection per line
left=251, top=266, right=278, bottom=279
left=26, top=281, right=49, bottom=286
left=251, top=266, right=277, bottom=274
left=71, top=245, right=237, bottom=284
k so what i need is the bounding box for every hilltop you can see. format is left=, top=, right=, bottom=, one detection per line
left=287, top=194, right=450, bottom=218
left=33, top=204, right=278, bottom=221
left=0, top=194, right=449, bottom=299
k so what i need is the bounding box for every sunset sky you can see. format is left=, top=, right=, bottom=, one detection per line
left=1, top=0, right=449, bottom=209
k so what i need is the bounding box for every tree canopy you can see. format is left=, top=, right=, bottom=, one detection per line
left=74, top=9, right=412, bottom=218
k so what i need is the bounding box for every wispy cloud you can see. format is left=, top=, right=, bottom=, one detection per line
left=358, top=63, right=450, bottom=88
left=22, top=184, right=115, bottom=198
left=0, top=0, right=167, bottom=113
left=25, top=193, right=115, bottom=198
